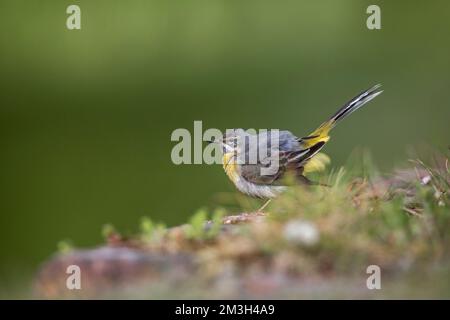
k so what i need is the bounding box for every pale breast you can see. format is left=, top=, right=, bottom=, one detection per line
left=222, top=152, right=286, bottom=198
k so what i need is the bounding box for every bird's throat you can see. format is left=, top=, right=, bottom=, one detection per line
left=222, top=152, right=239, bottom=183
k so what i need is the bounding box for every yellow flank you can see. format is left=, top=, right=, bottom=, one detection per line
left=222, top=152, right=239, bottom=183
left=303, top=152, right=331, bottom=173
left=302, top=119, right=333, bottom=148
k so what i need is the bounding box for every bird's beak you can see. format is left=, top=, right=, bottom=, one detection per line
left=221, top=143, right=234, bottom=153
left=206, top=139, right=234, bottom=153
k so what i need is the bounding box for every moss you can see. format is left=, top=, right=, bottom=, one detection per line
left=41, top=151, right=449, bottom=298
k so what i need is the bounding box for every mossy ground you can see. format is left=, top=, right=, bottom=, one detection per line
left=32, top=151, right=450, bottom=298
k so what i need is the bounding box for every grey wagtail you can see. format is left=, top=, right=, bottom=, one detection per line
left=212, top=84, right=383, bottom=205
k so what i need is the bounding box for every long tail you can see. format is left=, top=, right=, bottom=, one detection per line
left=301, top=84, right=383, bottom=149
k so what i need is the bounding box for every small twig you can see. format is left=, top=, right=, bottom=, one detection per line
left=403, top=206, right=423, bottom=218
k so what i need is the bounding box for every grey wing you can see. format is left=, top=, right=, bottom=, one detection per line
left=239, top=150, right=288, bottom=185
left=279, top=130, right=326, bottom=169
left=239, top=130, right=324, bottom=185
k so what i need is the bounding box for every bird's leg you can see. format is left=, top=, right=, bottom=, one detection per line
left=257, top=199, right=272, bottom=213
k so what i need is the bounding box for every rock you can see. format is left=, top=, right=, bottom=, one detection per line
left=34, top=246, right=194, bottom=298
left=283, top=219, right=320, bottom=246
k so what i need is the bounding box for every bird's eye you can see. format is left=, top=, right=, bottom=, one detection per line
left=233, top=136, right=242, bottom=148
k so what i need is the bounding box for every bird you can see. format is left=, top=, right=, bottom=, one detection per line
left=212, top=84, right=383, bottom=208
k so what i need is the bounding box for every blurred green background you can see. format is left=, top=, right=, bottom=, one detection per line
left=1, top=0, right=449, bottom=288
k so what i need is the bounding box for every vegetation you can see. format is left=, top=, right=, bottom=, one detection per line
left=33, top=151, right=450, bottom=298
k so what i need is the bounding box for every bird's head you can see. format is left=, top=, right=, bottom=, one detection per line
left=209, top=128, right=247, bottom=155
